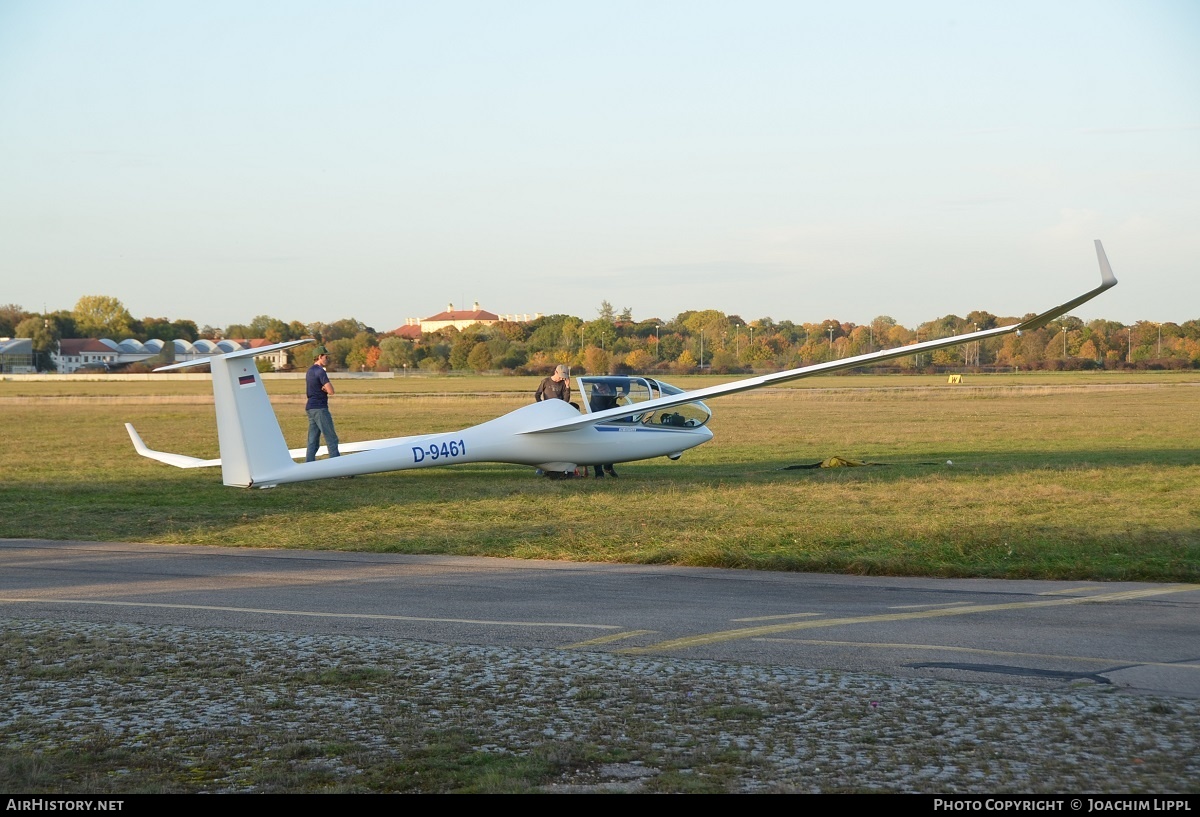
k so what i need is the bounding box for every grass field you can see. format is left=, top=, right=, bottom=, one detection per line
left=4, top=371, right=1198, bottom=581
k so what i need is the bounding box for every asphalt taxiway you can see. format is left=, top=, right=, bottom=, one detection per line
left=3, top=538, right=1198, bottom=697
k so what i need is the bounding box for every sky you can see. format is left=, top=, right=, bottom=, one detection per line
left=1, top=0, right=1197, bottom=333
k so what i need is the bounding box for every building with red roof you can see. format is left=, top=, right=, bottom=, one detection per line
left=389, top=302, right=542, bottom=338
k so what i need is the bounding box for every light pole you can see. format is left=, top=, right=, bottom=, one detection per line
left=827, top=326, right=834, bottom=361
left=699, top=330, right=704, bottom=370
left=655, top=324, right=660, bottom=359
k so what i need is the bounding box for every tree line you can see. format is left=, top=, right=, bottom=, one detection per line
left=3, top=296, right=1198, bottom=374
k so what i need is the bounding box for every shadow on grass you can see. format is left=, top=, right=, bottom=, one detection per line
left=2, top=449, right=1197, bottom=582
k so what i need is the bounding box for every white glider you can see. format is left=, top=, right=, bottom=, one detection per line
left=127, top=241, right=1118, bottom=488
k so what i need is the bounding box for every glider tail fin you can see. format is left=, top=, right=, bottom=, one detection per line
left=209, top=352, right=297, bottom=487
left=147, top=339, right=311, bottom=487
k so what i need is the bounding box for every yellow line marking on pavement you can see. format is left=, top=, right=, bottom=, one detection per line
left=753, top=638, right=1200, bottom=670
left=1039, top=586, right=1105, bottom=596
left=0, top=597, right=619, bottom=630
left=562, top=630, right=658, bottom=648
left=617, top=584, right=1200, bottom=655
left=888, top=602, right=973, bottom=610
left=731, top=612, right=822, bottom=622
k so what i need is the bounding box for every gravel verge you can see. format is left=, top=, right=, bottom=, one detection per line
left=3, top=617, right=1197, bottom=793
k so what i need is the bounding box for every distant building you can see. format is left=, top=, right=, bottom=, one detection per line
left=418, top=302, right=501, bottom=333
left=54, top=339, right=121, bottom=372
left=392, top=320, right=424, bottom=340
left=390, top=302, right=542, bottom=338
left=52, top=338, right=290, bottom=373
left=0, top=337, right=35, bottom=373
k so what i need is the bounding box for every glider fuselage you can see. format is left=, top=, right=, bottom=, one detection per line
left=125, top=241, right=1118, bottom=488
left=252, top=397, right=712, bottom=486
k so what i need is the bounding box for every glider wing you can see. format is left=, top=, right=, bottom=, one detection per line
left=526, top=240, right=1118, bottom=434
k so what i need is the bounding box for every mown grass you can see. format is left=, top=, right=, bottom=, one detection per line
left=4, top=373, right=1198, bottom=581
left=4, top=367, right=1195, bottom=396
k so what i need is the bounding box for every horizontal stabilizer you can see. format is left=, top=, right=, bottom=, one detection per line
left=125, top=423, right=221, bottom=468
left=154, top=338, right=314, bottom=372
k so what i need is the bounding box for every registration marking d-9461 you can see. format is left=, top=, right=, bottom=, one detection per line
left=412, top=439, right=466, bottom=463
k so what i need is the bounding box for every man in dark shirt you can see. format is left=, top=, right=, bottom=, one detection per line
left=535, top=364, right=572, bottom=403
left=305, top=346, right=340, bottom=462
left=589, top=381, right=620, bottom=478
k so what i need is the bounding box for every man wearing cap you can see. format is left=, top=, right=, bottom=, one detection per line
left=534, top=364, right=572, bottom=404
left=305, top=345, right=341, bottom=462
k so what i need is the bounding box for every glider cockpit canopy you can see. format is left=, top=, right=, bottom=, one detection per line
left=576, top=375, right=712, bottom=429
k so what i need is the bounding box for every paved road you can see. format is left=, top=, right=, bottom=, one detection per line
left=3, top=538, right=1198, bottom=698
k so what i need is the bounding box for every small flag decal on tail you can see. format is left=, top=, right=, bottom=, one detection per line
left=238, top=374, right=257, bottom=388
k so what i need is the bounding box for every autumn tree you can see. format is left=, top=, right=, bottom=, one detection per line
left=489, top=337, right=527, bottom=370
left=345, top=331, right=379, bottom=371
left=583, top=318, right=617, bottom=350
left=467, top=342, right=493, bottom=372
left=310, top=317, right=371, bottom=342
left=523, top=315, right=572, bottom=353
left=73, top=295, right=134, bottom=338
left=0, top=304, right=28, bottom=337
left=583, top=346, right=610, bottom=375
left=657, top=333, right=683, bottom=362
left=15, top=316, right=60, bottom=370
left=250, top=315, right=293, bottom=342
left=740, top=340, right=773, bottom=366
left=708, top=350, right=744, bottom=374
left=491, top=320, right=528, bottom=343
left=624, top=349, right=654, bottom=372
left=364, top=345, right=382, bottom=371
left=324, top=338, right=354, bottom=370
left=525, top=350, right=555, bottom=373
left=449, top=333, right=479, bottom=370
left=418, top=355, right=448, bottom=372
left=378, top=336, right=415, bottom=370
left=140, top=317, right=175, bottom=341
left=683, top=308, right=728, bottom=332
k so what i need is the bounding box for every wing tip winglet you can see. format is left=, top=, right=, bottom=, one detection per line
left=1094, top=239, right=1117, bottom=288
left=1014, top=240, right=1119, bottom=333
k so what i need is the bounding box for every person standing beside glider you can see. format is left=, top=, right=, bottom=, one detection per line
left=535, top=364, right=572, bottom=403
left=534, top=363, right=573, bottom=477
left=305, top=346, right=340, bottom=462
left=588, top=381, right=620, bottom=479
